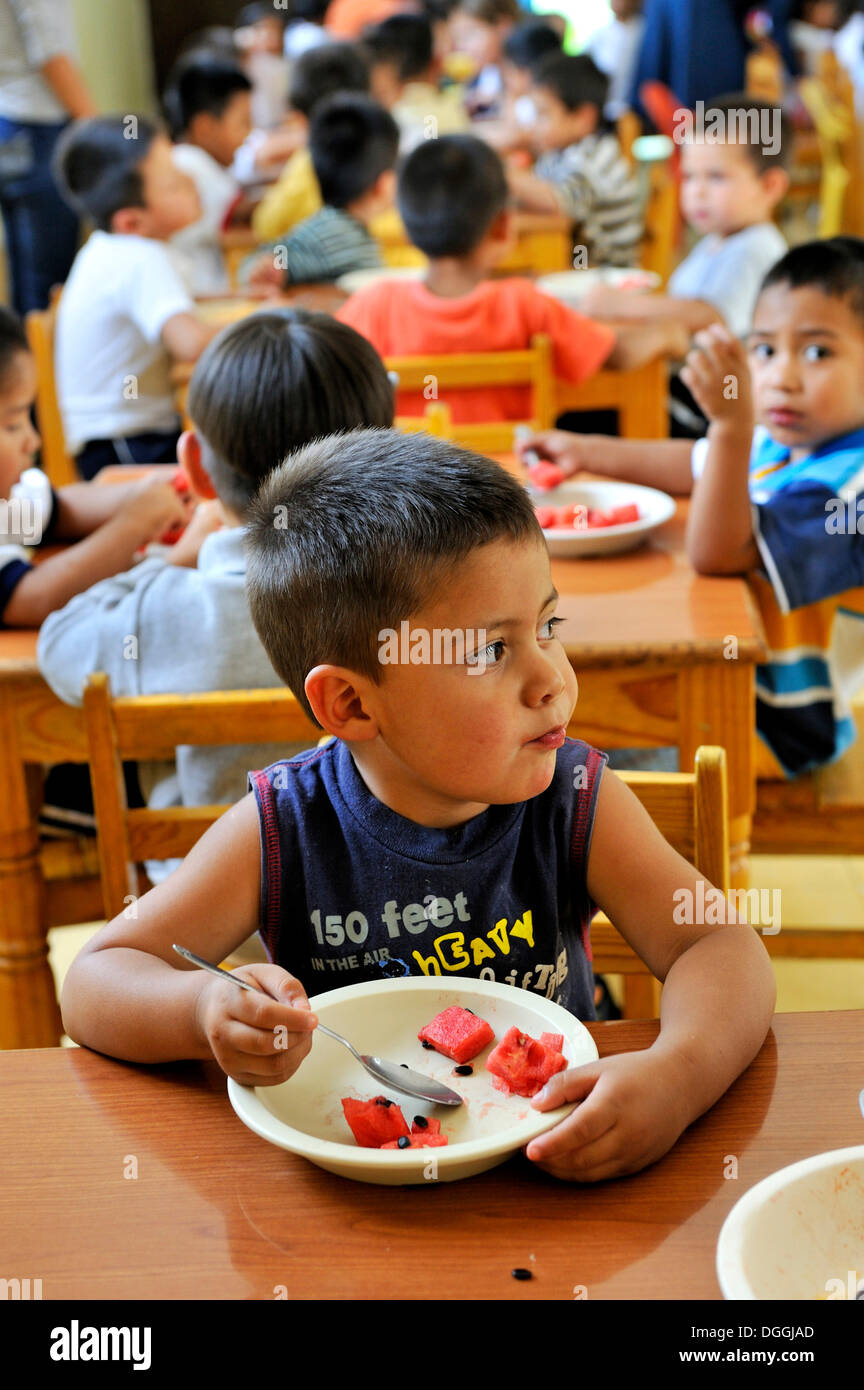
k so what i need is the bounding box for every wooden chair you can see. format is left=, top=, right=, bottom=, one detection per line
left=83, top=673, right=731, bottom=1021
left=386, top=334, right=555, bottom=453
left=24, top=288, right=78, bottom=489
left=394, top=403, right=452, bottom=437
left=637, top=148, right=680, bottom=286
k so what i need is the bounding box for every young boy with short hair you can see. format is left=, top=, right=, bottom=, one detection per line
left=163, top=54, right=254, bottom=294
left=507, top=52, right=643, bottom=268
left=59, top=426, right=775, bottom=1183
left=338, top=134, right=689, bottom=422
left=517, top=237, right=864, bottom=780
left=243, top=94, right=399, bottom=287
left=53, top=115, right=220, bottom=480
left=362, top=12, right=468, bottom=151
left=0, top=307, right=190, bottom=628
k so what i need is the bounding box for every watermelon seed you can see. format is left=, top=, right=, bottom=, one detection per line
left=511, top=1268, right=532, bottom=1281
left=454, top=1064, right=473, bottom=1076
left=421, top=1039, right=435, bottom=1049
left=375, top=1097, right=393, bottom=1107
left=413, top=1115, right=429, bottom=1128
left=397, top=1136, right=410, bottom=1149
left=399, top=1063, right=409, bottom=1069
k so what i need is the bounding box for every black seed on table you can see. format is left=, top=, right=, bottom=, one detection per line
left=454, top=1064, right=473, bottom=1075
left=397, top=1135, right=410, bottom=1149
left=421, top=1039, right=435, bottom=1049
left=511, top=1268, right=532, bottom=1281
left=413, top=1115, right=429, bottom=1128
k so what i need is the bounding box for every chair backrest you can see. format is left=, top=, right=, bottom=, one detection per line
left=25, top=287, right=78, bottom=488
left=617, top=110, right=642, bottom=171
left=84, top=672, right=729, bottom=1017
left=638, top=155, right=680, bottom=284
left=386, top=334, right=554, bottom=453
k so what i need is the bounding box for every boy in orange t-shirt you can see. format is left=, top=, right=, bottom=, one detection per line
left=337, top=135, right=688, bottom=422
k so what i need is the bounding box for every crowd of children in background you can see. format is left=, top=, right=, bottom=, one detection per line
left=3, top=0, right=864, bottom=1089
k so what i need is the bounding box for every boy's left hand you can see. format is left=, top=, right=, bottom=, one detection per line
left=524, top=1047, right=691, bottom=1182
left=680, top=324, right=754, bottom=430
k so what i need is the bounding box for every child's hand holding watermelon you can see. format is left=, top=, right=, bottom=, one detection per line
left=195, top=964, right=318, bottom=1087
left=522, top=1047, right=693, bottom=1182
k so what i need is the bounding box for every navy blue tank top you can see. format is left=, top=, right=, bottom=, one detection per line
left=249, top=735, right=607, bottom=1020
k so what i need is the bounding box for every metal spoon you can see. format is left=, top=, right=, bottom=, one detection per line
left=173, top=945, right=463, bottom=1107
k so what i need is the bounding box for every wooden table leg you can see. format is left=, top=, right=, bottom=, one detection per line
left=618, top=358, right=668, bottom=439
left=0, top=679, right=62, bottom=1048
left=678, top=661, right=755, bottom=891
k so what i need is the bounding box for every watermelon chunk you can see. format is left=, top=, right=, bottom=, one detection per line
left=411, top=1116, right=441, bottom=1135
left=606, top=503, right=640, bottom=526
left=417, top=1005, right=495, bottom=1063
left=380, top=1134, right=449, bottom=1149
left=529, top=461, right=566, bottom=491
left=535, top=505, right=557, bottom=530
left=539, top=1032, right=564, bottom=1054
left=341, top=1095, right=410, bottom=1148
left=485, top=1026, right=568, bottom=1098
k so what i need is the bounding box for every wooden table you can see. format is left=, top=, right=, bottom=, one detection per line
left=0, top=490, right=763, bottom=1049
left=2, top=1010, right=860, bottom=1300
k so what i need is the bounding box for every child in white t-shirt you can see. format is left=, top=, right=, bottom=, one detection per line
left=53, top=115, right=221, bottom=480
left=163, top=54, right=256, bottom=294
left=0, top=306, right=191, bottom=629
left=584, top=0, right=645, bottom=121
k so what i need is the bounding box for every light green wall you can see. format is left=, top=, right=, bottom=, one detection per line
left=72, top=0, right=157, bottom=115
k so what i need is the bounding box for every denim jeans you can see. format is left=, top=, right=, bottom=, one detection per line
left=0, top=116, right=80, bottom=316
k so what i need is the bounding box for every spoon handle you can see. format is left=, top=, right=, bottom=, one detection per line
left=314, top=1020, right=363, bottom=1064
left=173, top=944, right=265, bottom=992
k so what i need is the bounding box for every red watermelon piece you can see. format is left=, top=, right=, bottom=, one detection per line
left=539, top=1032, right=564, bottom=1053
left=535, top=505, right=557, bottom=530
left=418, top=1005, right=495, bottom=1063
left=529, top=461, right=566, bottom=491
left=380, top=1134, right=449, bottom=1149
left=341, top=1095, right=410, bottom=1148
left=485, top=1026, right=568, bottom=1098
left=606, top=503, right=640, bottom=526
left=411, top=1116, right=441, bottom=1135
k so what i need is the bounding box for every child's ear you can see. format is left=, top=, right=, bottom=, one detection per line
left=377, top=168, right=398, bottom=203
left=304, top=665, right=379, bottom=741
left=488, top=207, right=513, bottom=244
left=110, top=206, right=150, bottom=236
left=177, top=429, right=217, bottom=500
left=762, top=166, right=790, bottom=207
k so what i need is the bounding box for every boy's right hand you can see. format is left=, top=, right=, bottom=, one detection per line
left=116, top=474, right=194, bottom=544
left=195, top=964, right=318, bottom=1086
left=515, top=429, right=595, bottom=478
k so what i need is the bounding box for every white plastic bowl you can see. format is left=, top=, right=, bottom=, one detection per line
left=228, top=976, right=597, bottom=1185
left=536, top=267, right=661, bottom=306
left=529, top=479, right=676, bottom=558
left=716, top=1146, right=864, bottom=1300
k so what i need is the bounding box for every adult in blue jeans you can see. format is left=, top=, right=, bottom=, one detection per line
left=0, top=0, right=95, bottom=316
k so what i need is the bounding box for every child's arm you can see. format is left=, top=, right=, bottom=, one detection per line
left=161, top=312, right=221, bottom=363
left=516, top=429, right=695, bottom=495
left=49, top=469, right=181, bottom=540
left=681, top=325, right=760, bottom=574
left=3, top=477, right=191, bottom=628
left=60, top=793, right=318, bottom=1081
left=507, top=166, right=570, bottom=216
left=604, top=318, right=691, bottom=370
left=580, top=287, right=724, bottom=334
left=527, top=769, right=775, bottom=1181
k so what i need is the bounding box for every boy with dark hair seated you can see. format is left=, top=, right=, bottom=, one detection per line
left=244, top=94, right=399, bottom=287
left=53, top=115, right=220, bottom=480
left=59, top=426, right=775, bottom=1183
left=163, top=53, right=255, bottom=294
left=362, top=12, right=468, bottom=151
left=338, top=134, right=688, bottom=423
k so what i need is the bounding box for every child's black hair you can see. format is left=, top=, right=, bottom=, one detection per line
left=532, top=52, right=609, bottom=115
left=309, top=93, right=399, bottom=210
left=759, top=236, right=864, bottom=324
left=52, top=115, right=160, bottom=231
left=455, top=0, right=520, bottom=22
left=398, top=133, right=507, bottom=257
left=0, top=306, right=30, bottom=392
left=187, top=310, right=395, bottom=516
left=245, top=428, right=540, bottom=724
left=362, top=14, right=434, bottom=82
left=163, top=55, right=252, bottom=142
left=235, top=2, right=288, bottom=27
left=289, top=42, right=371, bottom=118
left=684, top=93, right=790, bottom=174
left=502, top=18, right=562, bottom=71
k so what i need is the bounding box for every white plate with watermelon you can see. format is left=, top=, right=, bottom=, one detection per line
left=227, top=976, right=598, bottom=1186
left=528, top=478, right=676, bottom=558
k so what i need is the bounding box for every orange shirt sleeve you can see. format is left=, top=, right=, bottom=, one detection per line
left=528, top=287, right=617, bottom=385
left=335, top=287, right=388, bottom=357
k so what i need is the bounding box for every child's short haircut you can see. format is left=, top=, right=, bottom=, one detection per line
left=532, top=52, right=609, bottom=116
left=187, top=310, right=395, bottom=515
left=398, top=133, right=507, bottom=257
left=0, top=305, right=29, bottom=391
left=502, top=19, right=562, bottom=70
left=245, top=428, right=540, bottom=724
left=309, top=94, right=399, bottom=209
left=759, top=235, right=864, bottom=324
left=235, top=2, right=287, bottom=27
left=289, top=42, right=371, bottom=118
left=362, top=14, right=434, bottom=81
left=162, top=54, right=252, bottom=141
left=53, top=115, right=159, bottom=231
left=455, top=0, right=520, bottom=22
left=687, top=93, right=790, bottom=174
